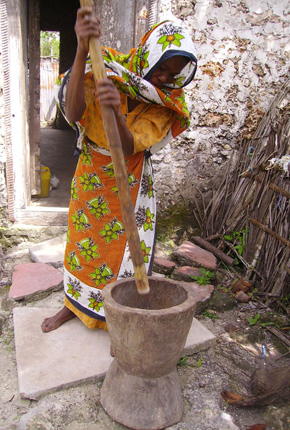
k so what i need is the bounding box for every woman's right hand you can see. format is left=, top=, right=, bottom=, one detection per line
left=75, top=6, right=101, bottom=55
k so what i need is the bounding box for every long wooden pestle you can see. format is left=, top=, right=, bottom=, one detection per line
left=79, top=0, right=150, bottom=294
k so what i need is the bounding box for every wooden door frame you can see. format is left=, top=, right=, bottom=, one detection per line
left=28, top=0, right=41, bottom=197
left=6, top=0, right=31, bottom=215
left=10, top=0, right=159, bottom=226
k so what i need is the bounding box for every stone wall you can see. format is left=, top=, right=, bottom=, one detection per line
left=153, top=0, right=290, bottom=228
left=0, top=0, right=289, bottom=233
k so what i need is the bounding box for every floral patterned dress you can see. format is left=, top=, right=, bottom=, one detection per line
left=55, top=20, right=197, bottom=330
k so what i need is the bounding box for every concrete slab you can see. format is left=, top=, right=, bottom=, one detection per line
left=183, top=318, right=216, bottom=356
left=9, top=263, right=63, bottom=300
left=29, top=235, right=66, bottom=265
left=13, top=308, right=215, bottom=400
left=13, top=307, right=113, bottom=400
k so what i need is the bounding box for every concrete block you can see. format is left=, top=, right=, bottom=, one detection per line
left=13, top=307, right=113, bottom=399
left=29, top=236, right=66, bottom=265
left=13, top=308, right=215, bottom=400
left=183, top=318, right=216, bottom=356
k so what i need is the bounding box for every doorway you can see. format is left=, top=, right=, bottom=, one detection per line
left=24, top=0, right=154, bottom=223
left=28, top=0, right=79, bottom=210
left=29, top=28, right=77, bottom=209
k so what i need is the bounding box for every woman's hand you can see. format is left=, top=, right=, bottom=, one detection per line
left=75, top=6, right=101, bottom=55
left=95, top=80, right=134, bottom=156
left=95, top=80, right=121, bottom=114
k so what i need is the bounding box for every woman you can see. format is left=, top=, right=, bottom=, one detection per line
left=41, top=6, right=197, bottom=333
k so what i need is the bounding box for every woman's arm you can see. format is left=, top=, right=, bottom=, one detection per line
left=65, top=49, right=87, bottom=123
left=65, top=6, right=100, bottom=123
left=66, top=7, right=134, bottom=156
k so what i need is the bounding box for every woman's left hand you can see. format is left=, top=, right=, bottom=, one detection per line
left=95, top=79, right=121, bottom=114
left=94, top=79, right=134, bottom=156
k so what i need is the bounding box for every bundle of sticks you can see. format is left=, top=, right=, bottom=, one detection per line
left=198, top=78, right=290, bottom=303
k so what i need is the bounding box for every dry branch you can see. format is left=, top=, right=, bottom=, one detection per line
left=191, top=236, right=234, bottom=266
left=241, top=172, right=290, bottom=199
left=248, top=217, right=290, bottom=248
left=266, top=326, right=290, bottom=348
left=198, top=77, right=290, bottom=299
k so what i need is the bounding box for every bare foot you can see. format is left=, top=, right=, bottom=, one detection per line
left=41, top=306, right=76, bottom=333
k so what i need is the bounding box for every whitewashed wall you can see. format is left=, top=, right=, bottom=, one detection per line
left=152, top=0, right=290, bottom=214
left=40, top=59, right=59, bottom=123
left=0, top=0, right=289, bottom=227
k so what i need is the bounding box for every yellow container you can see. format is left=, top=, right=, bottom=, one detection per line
left=40, top=166, right=51, bottom=197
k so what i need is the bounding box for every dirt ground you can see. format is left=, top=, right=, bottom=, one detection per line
left=0, top=236, right=290, bottom=430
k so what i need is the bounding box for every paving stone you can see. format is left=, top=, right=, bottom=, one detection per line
left=151, top=271, right=166, bottom=278
left=173, top=241, right=217, bottom=270
left=153, top=258, right=175, bottom=275
left=9, top=263, right=63, bottom=301
left=29, top=236, right=66, bottom=265
left=13, top=307, right=215, bottom=400
left=13, top=307, right=113, bottom=400
left=171, top=266, right=202, bottom=282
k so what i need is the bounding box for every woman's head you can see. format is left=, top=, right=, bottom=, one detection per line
left=146, top=55, right=189, bottom=89
left=99, top=20, right=197, bottom=140
left=132, top=21, right=197, bottom=89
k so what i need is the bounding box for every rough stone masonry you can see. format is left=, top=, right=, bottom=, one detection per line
left=153, top=0, right=289, bottom=214
left=0, top=0, right=289, bottom=226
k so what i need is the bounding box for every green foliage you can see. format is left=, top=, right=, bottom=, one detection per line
left=155, top=234, right=175, bottom=250
left=177, top=356, right=188, bottom=367
left=217, top=285, right=231, bottom=293
left=247, top=287, right=258, bottom=298
left=194, top=356, right=203, bottom=368
left=247, top=312, right=260, bottom=325
left=203, top=310, right=219, bottom=320
left=260, top=321, right=279, bottom=328
left=247, top=312, right=281, bottom=328
left=223, top=228, right=249, bottom=265
left=190, top=267, right=215, bottom=285
left=156, top=204, right=200, bottom=243
left=40, top=31, right=60, bottom=57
